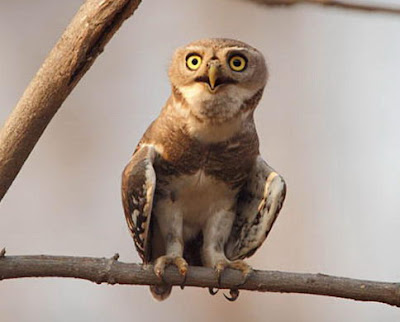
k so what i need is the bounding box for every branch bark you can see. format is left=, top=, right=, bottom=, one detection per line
left=0, top=0, right=141, bottom=202
left=248, top=0, right=400, bottom=15
left=0, top=254, right=399, bottom=307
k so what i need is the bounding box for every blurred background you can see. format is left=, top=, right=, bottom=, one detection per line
left=1, top=0, right=400, bottom=321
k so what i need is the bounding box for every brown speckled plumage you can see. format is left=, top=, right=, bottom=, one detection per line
left=121, top=38, right=286, bottom=301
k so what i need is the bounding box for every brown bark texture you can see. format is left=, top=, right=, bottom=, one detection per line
left=0, top=253, right=399, bottom=307
left=249, top=0, right=400, bottom=15
left=0, top=0, right=141, bottom=202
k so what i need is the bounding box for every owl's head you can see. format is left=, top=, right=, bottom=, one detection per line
left=169, top=38, right=268, bottom=123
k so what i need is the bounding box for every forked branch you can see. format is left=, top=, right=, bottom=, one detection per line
left=0, top=253, right=399, bottom=307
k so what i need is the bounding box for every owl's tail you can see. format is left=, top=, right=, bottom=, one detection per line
left=150, top=284, right=172, bottom=301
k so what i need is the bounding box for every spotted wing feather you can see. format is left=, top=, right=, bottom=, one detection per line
left=121, top=145, right=156, bottom=263
left=226, top=156, right=286, bottom=260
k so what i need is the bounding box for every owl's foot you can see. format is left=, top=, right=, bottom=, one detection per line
left=213, top=259, right=253, bottom=301
left=214, top=259, right=253, bottom=286
left=154, top=255, right=188, bottom=288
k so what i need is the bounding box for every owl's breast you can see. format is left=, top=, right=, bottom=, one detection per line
left=151, top=129, right=259, bottom=241
left=154, top=134, right=258, bottom=193
left=204, top=140, right=257, bottom=189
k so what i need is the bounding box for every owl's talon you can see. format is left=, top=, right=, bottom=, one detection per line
left=154, top=255, right=188, bottom=283
left=236, top=268, right=253, bottom=287
left=223, top=289, right=240, bottom=302
left=175, top=257, right=188, bottom=276
left=155, top=267, right=165, bottom=280
left=180, top=272, right=187, bottom=290
left=230, top=260, right=253, bottom=287
left=208, top=287, right=219, bottom=295
left=217, top=272, right=223, bottom=287
left=156, top=271, right=168, bottom=285
left=213, top=259, right=252, bottom=288
left=215, top=260, right=227, bottom=287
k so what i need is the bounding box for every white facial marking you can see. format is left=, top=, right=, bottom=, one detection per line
left=180, top=83, right=254, bottom=115
left=185, top=45, right=205, bottom=52
left=177, top=82, right=254, bottom=142
left=226, top=46, right=247, bottom=51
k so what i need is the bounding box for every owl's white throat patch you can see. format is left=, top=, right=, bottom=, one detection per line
left=181, top=83, right=254, bottom=116
left=177, top=83, right=254, bottom=142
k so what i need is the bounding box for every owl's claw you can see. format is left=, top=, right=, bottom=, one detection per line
left=211, top=259, right=251, bottom=301
left=208, top=287, right=219, bottom=295
left=230, top=260, right=253, bottom=287
left=154, top=255, right=188, bottom=286
left=223, top=288, right=240, bottom=302
left=180, top=272, right=187, bottom=290
left=214, top=260, right=227, bottom=287
left=213, top=259, right=253, bottom=287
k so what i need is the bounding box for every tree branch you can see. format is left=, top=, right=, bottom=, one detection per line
left=0, top=253, right=399, bottom=307
left=0, top=0, right=141, bottom=202
left=247, top=0, right=400, bottom=15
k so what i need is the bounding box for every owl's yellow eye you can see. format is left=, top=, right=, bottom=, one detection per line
left=186, top=55, right=202, bottom=70
left=229, top=55, right=247, bottom=72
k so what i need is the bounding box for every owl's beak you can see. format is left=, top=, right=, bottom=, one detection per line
left=195, top=63, right=236, bottom=91
left=208, top=65, right=219, bottom=91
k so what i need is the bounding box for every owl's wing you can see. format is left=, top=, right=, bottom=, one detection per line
left=226, top=156, right=286, bottom=260
left=121, top=144, right=156, bottom=263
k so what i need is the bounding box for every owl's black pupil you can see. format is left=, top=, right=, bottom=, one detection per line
left=192, top=58, right=198, bottom=65
left=233, top=59, right=241, bottom=67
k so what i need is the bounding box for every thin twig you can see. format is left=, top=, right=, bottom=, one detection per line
left=0, top=255, right=399, bottom=306
left=0, top=0, right=141, bottom=202
left=248, top=0, right=400, bottom=15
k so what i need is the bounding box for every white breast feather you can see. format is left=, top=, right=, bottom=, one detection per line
left=154, top=171, right=238, bottom=241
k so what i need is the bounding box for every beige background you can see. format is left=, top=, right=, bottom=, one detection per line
left=1, top=0, right=400, bottom=321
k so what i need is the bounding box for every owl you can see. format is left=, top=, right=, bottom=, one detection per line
left=121, top=38, right=286, bottom=301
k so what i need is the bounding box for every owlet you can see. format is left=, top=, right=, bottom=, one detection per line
left=121, top=38, right=286, bottom=301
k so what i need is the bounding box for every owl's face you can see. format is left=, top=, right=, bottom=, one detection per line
left=169, top=38, right=268, bottom=122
